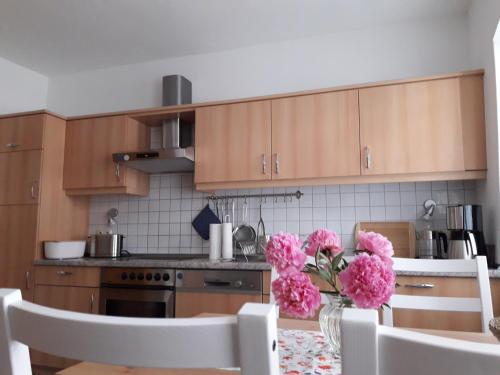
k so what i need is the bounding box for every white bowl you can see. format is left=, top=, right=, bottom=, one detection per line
left=44, top=241, right=86, bottom=259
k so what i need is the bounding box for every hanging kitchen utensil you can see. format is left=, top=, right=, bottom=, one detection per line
left=192, top=204, right=221, bottom=240
left=233, top=199, right=256, bottom=249
left=255, top=200, right=267, bottom=254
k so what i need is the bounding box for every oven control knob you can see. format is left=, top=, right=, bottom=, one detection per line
left=146, top=273, right=152, bottom=281
left=234, top=280, right=243, bottom=288
left=154, top=273, right=161, bottom=281
left=121, top=272, right=128, bottom=280
left=137, top=273, right=144, bottom=281
left=162, top=273, right=170, bottom=281
left=129, top=272, right=136, bottom=280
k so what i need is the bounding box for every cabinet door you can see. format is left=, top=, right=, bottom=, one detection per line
left=195, top=101, right=272, bottom=184
left=359, top=78, right=465, bottom=175
left=0, top=114, right=44, bottom=152
left=175, top=291, right=262, bottom=317
left=63, top=116, right=148, bottom=190
left=31, top=285, right=99, bottom=368
left=272, top=90, right=360, bottom=179
left=393, top=276, right=481, bottom=332
left=0, top=205, right=38, bottom=301
left=0, top=150, right=41, bottom=204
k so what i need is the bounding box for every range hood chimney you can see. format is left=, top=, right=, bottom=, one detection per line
left=113, top=75, right=194, bottom=174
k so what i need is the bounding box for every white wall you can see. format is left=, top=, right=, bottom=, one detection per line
left=467, top=1, right=500, bottom=262
left=47, top=14, right=470, bottom=116
left=0, top=57, right=48, bottom=115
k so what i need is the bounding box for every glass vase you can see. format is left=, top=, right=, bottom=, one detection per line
left=319, top=294, right=348, bottom=357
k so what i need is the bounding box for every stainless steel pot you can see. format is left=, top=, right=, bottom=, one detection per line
left=88, top=233, right=125, bottom=258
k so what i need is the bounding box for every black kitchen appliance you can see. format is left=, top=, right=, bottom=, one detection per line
left=446, top=205, right=493, bottom=266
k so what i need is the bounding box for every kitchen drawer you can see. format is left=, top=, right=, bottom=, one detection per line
left=34, top=266, right=100, bottom=287
left=393, top=276, right=482, bottom=332
left=0, top=114, right=44, bottom=153
left=395, top=276, right=478, bottom=297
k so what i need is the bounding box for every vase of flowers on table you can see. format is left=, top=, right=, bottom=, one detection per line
left=265, top=228, right=396, bottom=357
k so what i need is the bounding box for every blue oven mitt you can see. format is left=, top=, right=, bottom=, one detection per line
left=192, top=204, right=221, bottom=240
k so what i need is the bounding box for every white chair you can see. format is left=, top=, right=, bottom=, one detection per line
left=0, top=289, right=279, bottom=375
left=341, top=308, right=500, bottom=375
left=270, top=256, right=331, bottom=305
left=383, top=256, right=494, bottom=333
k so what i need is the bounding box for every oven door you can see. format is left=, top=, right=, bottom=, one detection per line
left=99, top=287, right=174, bottom=318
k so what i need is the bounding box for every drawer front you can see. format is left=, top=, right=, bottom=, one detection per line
left=35, top=266, right=100, bottom=287
left=0, top=115, right=44, bottom=153
left=396, top=276, right=478, bottom=298
left=394, top=276, right=481, bottom=332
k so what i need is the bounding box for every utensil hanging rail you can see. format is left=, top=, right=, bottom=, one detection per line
left=207, top=190, right=303, bottom=201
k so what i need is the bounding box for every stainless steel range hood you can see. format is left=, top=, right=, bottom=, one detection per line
left=112, top=75, right=194, bottom=174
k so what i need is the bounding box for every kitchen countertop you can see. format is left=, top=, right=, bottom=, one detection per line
left=33, top=256, right=500, bottom=278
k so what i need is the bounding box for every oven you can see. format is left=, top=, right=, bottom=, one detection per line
left=99, top=267, right=175, bottom=318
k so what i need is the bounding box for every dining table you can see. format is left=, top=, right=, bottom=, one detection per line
left=57, top=314, right=499, bottom=375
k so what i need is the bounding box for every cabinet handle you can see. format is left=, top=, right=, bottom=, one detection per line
left=364, top=146, right=372, bottom=170
left=6, top=143, right=19, bottom=149
left=274, top=153, right=280, bottom=174
left=25, top=271, right=30, bottom=290
left=261, top=154, right=267, bottom=174
left=30, top=181, right=38, bottom=200
left=56, top=270, right=73, bottom=276
left=90, top=292, right=95, bottom=313
left=115, top=162, right=120, bottom=180
left=404, top=283, right=435, bottom=289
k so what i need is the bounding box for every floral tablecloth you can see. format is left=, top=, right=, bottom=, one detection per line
left=278, top=328, right=341, bottom=375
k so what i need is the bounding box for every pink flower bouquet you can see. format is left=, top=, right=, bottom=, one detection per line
left=266, top=228, right=396, bottom=318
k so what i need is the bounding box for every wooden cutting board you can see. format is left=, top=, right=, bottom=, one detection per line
left=354, top=221, right=416, bottom=258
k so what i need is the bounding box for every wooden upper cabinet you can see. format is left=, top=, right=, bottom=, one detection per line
left=459, top=75, right=487, bottom=170
left=359, top=78, right=471, bottom=176
left=0, top=150, right=41, bottom=205
left=195, top=101, right=272, bottom=184
left=271, top=90, right=360, bottom=179
left=0, top=114, right=44, bottom=152
left=63, top=115, right=149, bottom=195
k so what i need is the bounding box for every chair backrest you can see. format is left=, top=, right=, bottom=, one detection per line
left=383, top=256, right=493, bottom=333
left=270, top=256, right=331, bottom=305
left=0, top=289, right=279, bottom=375
left=341, top=307, right=500, bottom=375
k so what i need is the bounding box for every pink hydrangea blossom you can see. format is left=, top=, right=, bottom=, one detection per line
left=305, top=228, right=343, bottom=257
left=265, top=232, right=306, bottom=276
left=356, top=231, right=394, bottom=262
left=272, top=272, right=321, bottom=319
left=339, top=253, right=395, bottom=309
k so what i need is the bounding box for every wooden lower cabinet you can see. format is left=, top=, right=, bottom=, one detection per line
left=175, top=291, right=262, bottom=317
left=31, top=285, right=100, bottom=369
left=264, top=270, right=500, bottom=331
left=0, top=205, right=38, bottom=301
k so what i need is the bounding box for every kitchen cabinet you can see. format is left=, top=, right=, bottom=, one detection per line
left=393, top=276, right=500, bottom=332
left=194, top=101, right=272, bottom=184
left=63, top=115, right=149, bottom=196
left=0, top=114, right=45, bottom=152
left=175, top=291, right=262, bottom=317
left=0, top=150, right=41, bottom=205
left=359, top=76, right=485, bottom=176
left=0, top=113, right=89, bottom=303
left=271, top=90, right=360, bottom=180
left=31, top=266, right=101, bottom=370
left=0, top=205, right=38, bottom=301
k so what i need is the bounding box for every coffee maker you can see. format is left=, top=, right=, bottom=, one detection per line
left=446, top=205, right=490, bottom=264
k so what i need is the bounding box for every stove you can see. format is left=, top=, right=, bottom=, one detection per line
left=99, top=267, right=175, bottom=318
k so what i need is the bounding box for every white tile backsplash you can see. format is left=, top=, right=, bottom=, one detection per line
left=88, top=174, right=478, bottom=255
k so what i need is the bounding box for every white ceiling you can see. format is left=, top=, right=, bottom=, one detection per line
left=0, top=0, right=471, bottom=76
